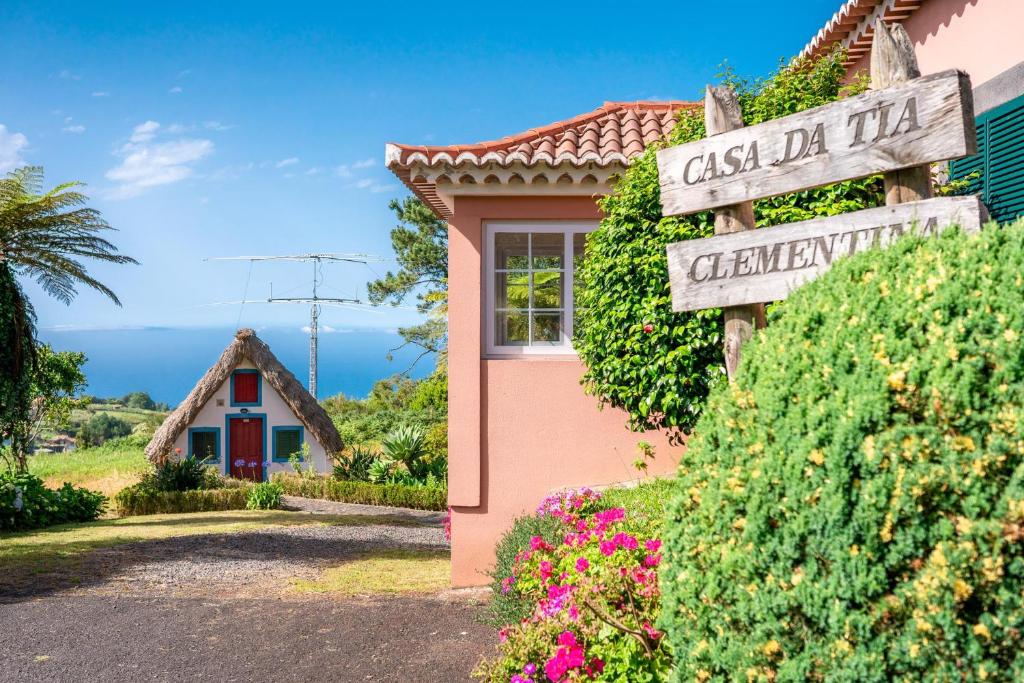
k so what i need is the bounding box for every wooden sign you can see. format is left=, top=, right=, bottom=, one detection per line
left=666, top=195, right=985, bottom=312
left=656, top=70, right=976, bottom=216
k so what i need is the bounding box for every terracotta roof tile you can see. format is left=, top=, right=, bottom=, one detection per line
left=387, top=100, right=696, bottom=170
left=385, top=100, right=697, bottom=218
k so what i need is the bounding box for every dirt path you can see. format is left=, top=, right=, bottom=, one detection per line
left=1, top=593, right=493, bottom=682
left=0, top=505, right=496, bottom=681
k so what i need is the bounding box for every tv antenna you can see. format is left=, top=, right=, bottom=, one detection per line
left=205, top=253, right=390, bottom=399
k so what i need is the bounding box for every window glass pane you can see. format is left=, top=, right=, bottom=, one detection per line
left=275, top=429, right=302, bottom=458
left=496, top=272, right=529, bottom=309
left=532, top=313, right=563, bottom=343
left=531, top=233, right=563, bottom=269
left=495, top=233, right=528, bottom=269
left=497, top=311, right=529, bottom=346
left=532, top=272, right=562, bottom=309
left=191, top=432, right=217, bottom=462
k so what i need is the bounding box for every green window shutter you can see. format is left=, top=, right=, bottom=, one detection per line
left=951, top=93, right=1024, bottom=223
left=273, top=428, right=302, bottom=460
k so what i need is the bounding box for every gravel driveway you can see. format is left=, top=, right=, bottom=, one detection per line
left=0, top=502, right=496, bottom=682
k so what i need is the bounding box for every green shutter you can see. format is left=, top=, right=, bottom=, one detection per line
left=951, top=93, right=1024, bottom=223
left=274, top=428, right=301, bottom=459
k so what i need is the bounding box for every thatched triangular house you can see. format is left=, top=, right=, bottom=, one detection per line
left=146, top=329, right=342, bottom=480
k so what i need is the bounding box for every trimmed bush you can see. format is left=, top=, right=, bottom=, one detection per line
left=114, top=484, right=252, bottom=516
left=1, top=472, right=106, bottom=531
left=273, top=472, right=447, bottom=511
left=661, top=223, right=1024, bottom=681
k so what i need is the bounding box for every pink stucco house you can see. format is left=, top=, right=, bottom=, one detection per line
left=386, top=102, right=693, bottom=586
left=386, top=0, right=1024, bottom=588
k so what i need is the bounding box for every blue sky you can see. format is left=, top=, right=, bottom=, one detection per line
left=0, top=0, right=843, bottom=334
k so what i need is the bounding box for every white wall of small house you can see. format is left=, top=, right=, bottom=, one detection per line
left=170, top=360, right=330, bottom=477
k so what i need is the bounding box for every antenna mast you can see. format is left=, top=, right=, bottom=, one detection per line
left=206, top=253, right=386, bottom=399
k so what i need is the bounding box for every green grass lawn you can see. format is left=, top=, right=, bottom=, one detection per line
left=28, top=440, right=150, bottom=498
left=291, top=548, right=451, bottom=596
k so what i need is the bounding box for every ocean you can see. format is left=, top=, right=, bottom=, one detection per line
left=37, top=327, right=435, bottom=407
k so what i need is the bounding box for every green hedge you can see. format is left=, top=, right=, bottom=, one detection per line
left=114, top=483, right=252, bottom=516
left=661, top=222, right=1024, bottom=681
left=273, top=473, right=447, bottom=511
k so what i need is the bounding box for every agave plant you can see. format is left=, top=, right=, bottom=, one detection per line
left=332, top=446, right=377, bottom=482
left=381, top=424, right=429, bottom=479
left=367, top=457, right=396, bottom=485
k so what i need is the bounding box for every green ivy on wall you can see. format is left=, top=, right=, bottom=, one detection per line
left=573, top=51, right=884, bottom=435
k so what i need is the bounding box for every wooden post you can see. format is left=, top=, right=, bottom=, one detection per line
left=704, top=85, right=766, bottom=381
left=871, top=20, right=933, bottom=204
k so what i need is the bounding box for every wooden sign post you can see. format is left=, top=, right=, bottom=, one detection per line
left=656, top=20, right=979, bottom=381
left=704, top=86, right=766, bottom=379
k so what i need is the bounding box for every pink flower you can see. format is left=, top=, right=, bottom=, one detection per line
left=545, top=631, right=586, bottom=681
left=510, top=676, right=531, bottom=683
left=644, top=553, right=662, bottom=567
left=599, top=541, right=616, bottom=556
left=644, top=538, right=661, bottom=552
left=613, top=532, right=638, bottom=550
left=575, top=557, right=589, bottom=572
left=523, top=662, right=537, bottom=676
left=539, top=561, right=554, bottom=581
left=501, top=576, right=515, bottom=594
left=530, top=536, right=550, bottom=552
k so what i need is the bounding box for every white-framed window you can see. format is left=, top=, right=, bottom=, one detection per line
left=483, top=221, right=598, bottom=356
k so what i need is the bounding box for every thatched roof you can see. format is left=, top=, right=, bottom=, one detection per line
left=146, top=328, right=343, bottom=462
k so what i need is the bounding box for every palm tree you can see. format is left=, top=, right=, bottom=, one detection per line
left=0, top=166, right=137, bottom=470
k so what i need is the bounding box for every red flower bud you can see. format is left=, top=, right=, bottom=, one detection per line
left=643, top=324, right=654, bottom=334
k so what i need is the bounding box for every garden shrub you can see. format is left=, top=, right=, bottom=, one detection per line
left=661, top=222, right=1024, bottom=681
left=485, top=512, right=567, bottom=627
left=114, top=483, right=252, bottom=516
left=574, top=51, right=882, bottom=434
left=272, top=472, right=447, bottom=511
left=476, top=485, right=673, bottom=682
left=246, top=481, right=284, bottom=510
left=0, top=472, right=106, bottom=531
left=140, top=457, right=208, bottom=492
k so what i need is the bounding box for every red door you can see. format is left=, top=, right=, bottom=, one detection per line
left=229, top=417, right=264, bottom=481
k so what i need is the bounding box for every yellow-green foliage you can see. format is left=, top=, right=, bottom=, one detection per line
left=661, top=223, right=1024, bottom=681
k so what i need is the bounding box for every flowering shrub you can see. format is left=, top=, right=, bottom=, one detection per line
left=443, top=506, right=452, bottom=542
left=536, top=487, right=602, bottom=523
left=1, top=472, right=106, bottom=531
left=476, top=486, right=671, bottom=682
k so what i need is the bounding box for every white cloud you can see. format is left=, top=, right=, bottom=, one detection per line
left=301, top=324, right=341, bottom=334
left=203, top=121, right=233, bottom=131
left=334, top=164, right=353, bottom=178
left=276, top=157, right=299, bottom=168
left=57, top=69, right=81, bottom=81
left=91, top=91, right=109, bottom=98
left=130, top=120, right=160, bottom=143
left=305, top=166, right=323, bottom=176
left=0, top=125, right=29, bottom=172
left=352, top=157, right=376, bottom=169
left=105, top=121, right=213, bottom=199
left=169, top=86, right=183, bottom=94
left=62, top=124, right=86, bottom=134
left=354, top=178, right=394, bottom=193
